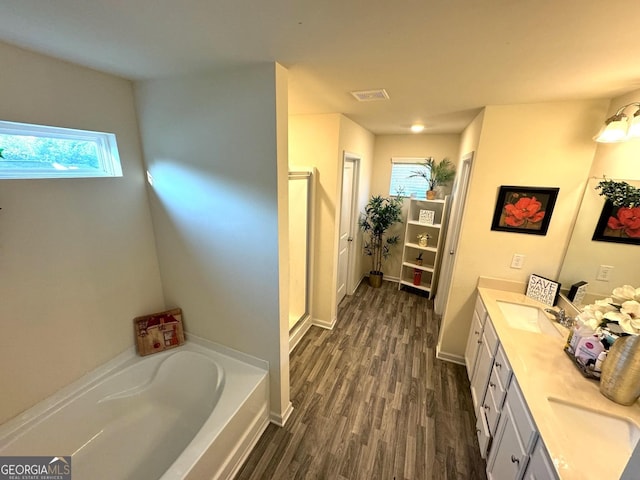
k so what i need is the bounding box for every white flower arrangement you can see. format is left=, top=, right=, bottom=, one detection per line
left=576, top=285, right=640, bottom=335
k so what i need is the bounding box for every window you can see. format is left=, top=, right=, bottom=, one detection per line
left=0, top=120, right=122, bottom=179
left=389, top=157, right=430, bottom=199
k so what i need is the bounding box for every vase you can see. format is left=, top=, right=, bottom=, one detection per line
left=426, top=190, right=437, bottom=200
left=600, top=335, right=640, bottom=405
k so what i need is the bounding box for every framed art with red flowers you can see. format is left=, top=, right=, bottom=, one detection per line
left=490, top=186, right=559, bottom=235
left=592, top=200, right=640, bottom=244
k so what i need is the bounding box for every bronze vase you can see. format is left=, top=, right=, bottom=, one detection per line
left=600, top=335, right=640, bottom=405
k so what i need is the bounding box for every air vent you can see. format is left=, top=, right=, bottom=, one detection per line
left=350, top=89, right=390, bottom=102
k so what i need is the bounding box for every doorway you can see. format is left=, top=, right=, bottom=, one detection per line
left=336, top=153, right=359, bottom=306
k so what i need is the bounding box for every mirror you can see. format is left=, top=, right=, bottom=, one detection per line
left=558, top=177, right=640, bottom=307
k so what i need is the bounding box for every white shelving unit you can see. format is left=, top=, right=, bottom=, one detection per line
left=398, top=197, right=450, bottom=298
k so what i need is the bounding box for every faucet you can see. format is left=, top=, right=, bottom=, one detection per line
left=544, top=307, right=574, bottom=328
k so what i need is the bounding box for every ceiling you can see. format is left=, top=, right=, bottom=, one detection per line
left=1, top=0, right=639, bottom=134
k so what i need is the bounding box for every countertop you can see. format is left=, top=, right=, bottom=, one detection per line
left=477, top=286, right=640, bottom=480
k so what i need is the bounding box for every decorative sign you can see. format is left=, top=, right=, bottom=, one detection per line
left=526, top=274, right=560, bottom=306
left=418, top=209, right=435, bottom=225
left=134, top=308, right=185, bottom=356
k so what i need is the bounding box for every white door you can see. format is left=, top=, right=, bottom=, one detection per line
left=435, top=152, right=474, bottom=315
left=337, top=157, right=357, bottom=305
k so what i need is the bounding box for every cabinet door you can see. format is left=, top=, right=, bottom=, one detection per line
left=464, top=310, right=483, bottom=380
left=487, top=401, right=527, bottom=480
left=522, top=438, right=558, bottom=480
left=470, top=329, right=493, bottom=411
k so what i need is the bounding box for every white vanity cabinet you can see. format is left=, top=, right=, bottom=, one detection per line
left=470, top=291, right=558, bottom=479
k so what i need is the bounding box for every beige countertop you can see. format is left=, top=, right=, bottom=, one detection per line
left=477, top=285, right=640, bottom=480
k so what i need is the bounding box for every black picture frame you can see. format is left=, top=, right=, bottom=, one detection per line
left=490, top=186, right=559, bottom=236
left=592, top=200, right=640, bottom=245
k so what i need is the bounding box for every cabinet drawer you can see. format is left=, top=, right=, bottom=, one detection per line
left=487, top=366, right=506, bottom=411
left=475, top=295, right=488, bottom=324
left=476, top=407, right=491, bottom=459
left=483, top=317, right=499, bottom=356
left=507, top=378, right=537, bottom=451
left=493, top=344, right=512, bottom=389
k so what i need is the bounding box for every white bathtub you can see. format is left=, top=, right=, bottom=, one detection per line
left=0, top=339, right=270, bottom=480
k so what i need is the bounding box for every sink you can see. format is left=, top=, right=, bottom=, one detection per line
left=547, top=397, right=640, bottom=458
left=496, top=301, right=562, bottom=337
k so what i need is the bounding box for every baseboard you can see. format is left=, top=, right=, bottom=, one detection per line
left=289, top=315, right=312, bottom=353
left=270, top=401, right=294, bottom=427
left=436, top=345, right=465, bottom=365
left=312, top=315, right=336, bottom=330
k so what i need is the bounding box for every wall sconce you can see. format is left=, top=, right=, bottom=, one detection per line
left=594, top=102, right=640, bottom=143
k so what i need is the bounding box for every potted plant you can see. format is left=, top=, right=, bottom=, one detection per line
left=410, top=157, right=456, bottom=200
left=595, top=178, right=640, bottom=207
left=358, top=195, right=403, bottom=288
left=415, top=252, right=423, bottom=266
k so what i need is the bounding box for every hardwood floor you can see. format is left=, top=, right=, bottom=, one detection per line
left=236, top=281, right=487, bottom=480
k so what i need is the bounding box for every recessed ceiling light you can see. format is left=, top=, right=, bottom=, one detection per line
left=411, top=124, right=425, bottom=133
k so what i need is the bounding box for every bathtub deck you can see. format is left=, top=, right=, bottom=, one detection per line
left=236, top=280, right=487, bottom=480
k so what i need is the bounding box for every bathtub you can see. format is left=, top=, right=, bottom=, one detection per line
left=0, top=338, right=270, bottom=480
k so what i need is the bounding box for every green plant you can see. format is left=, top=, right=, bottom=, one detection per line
left=0, top=148, right=4, bottom=159
left=595, top=178, right=640, bottom=207
left=359, top=195, right=403, bottom=274
left=410, top=157, right=456, bottom=191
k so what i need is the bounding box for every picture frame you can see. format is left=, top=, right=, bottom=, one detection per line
left=490, top=186, right=559, bottom=236
left=592, top=200, right=640, bottom=245
left=418, top=209, right=435, bottom=225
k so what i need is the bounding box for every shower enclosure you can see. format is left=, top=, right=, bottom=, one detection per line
left=288, top=170, right=314, bottom=333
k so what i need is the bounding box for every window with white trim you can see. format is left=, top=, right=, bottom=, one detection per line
left=0, top=120, right=122, bottom=179
left=389, top=157, right=430, bottom=199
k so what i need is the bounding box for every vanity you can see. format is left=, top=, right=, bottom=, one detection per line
left=466, top=278, right=640, bottom=480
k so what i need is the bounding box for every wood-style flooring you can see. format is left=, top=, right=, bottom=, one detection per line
left=236, top=281, right=487, bottom=480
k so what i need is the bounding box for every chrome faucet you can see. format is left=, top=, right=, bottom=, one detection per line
left=544, top=308, right=574, bottom=328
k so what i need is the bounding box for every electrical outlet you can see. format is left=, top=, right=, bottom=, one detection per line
left=511, top=254, right=525, bottom=269
left=596, top=265, right=614, bottom=281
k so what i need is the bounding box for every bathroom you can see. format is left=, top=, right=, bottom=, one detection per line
left=1, top=4, right=640, bottom=479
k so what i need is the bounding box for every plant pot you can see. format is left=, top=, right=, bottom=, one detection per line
left=415, top=258, right=423, bottom=266
left=369, top=271, right=383, bottom=288
left=426, top=190, right=437, bottom=200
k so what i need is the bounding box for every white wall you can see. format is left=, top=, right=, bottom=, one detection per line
left=0, top=42, right=165, bottom=424
left=439, top=100, right=609, bottom=360
left=135, top=63, right=290, bottom=420
left=370, top=134, right=461, bottom=279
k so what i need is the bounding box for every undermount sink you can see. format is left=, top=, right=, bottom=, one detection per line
left=496, top=301, right=562, bottom=337
left=547, top=397, right=640, bottom=459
